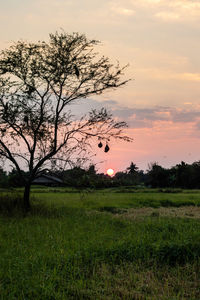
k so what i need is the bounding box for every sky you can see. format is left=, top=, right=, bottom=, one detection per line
left=1, top=0, right=200, bottom=173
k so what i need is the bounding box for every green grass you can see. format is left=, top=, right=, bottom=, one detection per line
left=31, top=187, right=200, bottom=209
left=0, top=187, right=200, bottom=299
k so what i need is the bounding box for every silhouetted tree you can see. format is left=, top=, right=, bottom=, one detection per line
left=146, top=162, right=170, bottom=188
left=0, top=31, right=131, bottom=210
left=62, top=167, right=86, bottom=187
left=190, top=161, right=200, bottom=188
left=113, top=162, right=143, bottom=186
left=126, top=162, right=138, bottom=174
left=126, top=162, right=140, bottom=185
left=87, top=164, right=96, bottom=176
left=174, top=161, right=193, bottom=188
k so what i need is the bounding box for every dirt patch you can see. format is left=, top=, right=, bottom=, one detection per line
left=115, top=206, right=200, bottom=219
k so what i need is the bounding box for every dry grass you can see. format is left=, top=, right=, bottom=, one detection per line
left=91, top=262, right=200, bottom=299
left=114, top=206, right=200, bottom=220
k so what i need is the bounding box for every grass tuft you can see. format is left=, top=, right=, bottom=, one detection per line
left=0, top=193, right=24, bottom=215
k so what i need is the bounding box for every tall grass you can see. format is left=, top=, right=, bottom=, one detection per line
left=0, top=193, right=25, bottom=215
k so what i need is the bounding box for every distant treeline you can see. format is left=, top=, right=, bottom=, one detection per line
left=2, top=160, right=200, bottom=189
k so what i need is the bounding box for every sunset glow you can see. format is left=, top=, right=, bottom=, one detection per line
left=1, top=0, right=200, bottom=172
left=106, top=168, right=114, bottom=176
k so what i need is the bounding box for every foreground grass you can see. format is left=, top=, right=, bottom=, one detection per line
left=0, top=188, right=200, bottom=299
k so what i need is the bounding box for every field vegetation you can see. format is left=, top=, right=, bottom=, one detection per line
left=0, top=187, right=200, bottom=299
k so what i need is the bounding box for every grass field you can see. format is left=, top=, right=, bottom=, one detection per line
left=0, top=187, right=200, bottom=299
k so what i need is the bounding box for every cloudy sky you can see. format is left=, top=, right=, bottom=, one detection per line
left=1, top=0, right=200, bottom=172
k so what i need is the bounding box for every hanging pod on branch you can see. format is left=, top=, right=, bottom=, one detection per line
left=98, top=141, right=103, bottom=148
left=104, top=144, right=110, bottom=153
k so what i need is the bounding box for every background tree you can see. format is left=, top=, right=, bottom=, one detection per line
left=0, top=32, right=131, bottom=211
left=174, top=161, right=192, bottom=188
left=126, top=162, right=138, bottom=175
left=146, top=162, right=170, bottom=188
left=126, top=161, right=140, bottom=185
left=190, top=161, right=200, bottom=189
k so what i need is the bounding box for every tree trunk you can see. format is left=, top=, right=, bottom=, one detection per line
left=23, top=183, right=31, bottom=212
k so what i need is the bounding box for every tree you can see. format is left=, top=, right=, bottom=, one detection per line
left=190, top=161, right=200, bottom=189
left=146, top=162, right=170, bottom=188
left=126, top=162, right=140, bottom=185
left=62, top=166, right=86, bottom=187
left=126, top=162, right=138, bottom=174
left=174, top=161, right=192, bottom=188
left=0, top=31, right=131, bottom=211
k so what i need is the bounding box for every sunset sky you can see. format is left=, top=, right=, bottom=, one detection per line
left=1, top=0, right=200, bottom=173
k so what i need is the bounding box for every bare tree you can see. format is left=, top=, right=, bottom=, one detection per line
left=0, top=32, right=131, bottom=211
